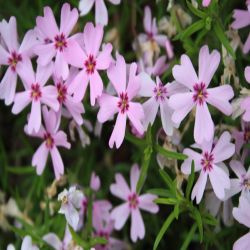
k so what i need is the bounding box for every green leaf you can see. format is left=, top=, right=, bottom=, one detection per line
left=193, top=208, right=203, bottom=242
left=174, top=204, right=180, bottom=219
left=68, top=225, right=89, bottom=248
left=174, top=19, right=205, bottom=41
left=213, top=21, right=236, bottom=59
left=153, top=211, right=176, bottom=250
left=155, top=197, right=178, bottom=205
left=155, top=144, right=187, bottom=160
left=90, top=237, right=108, bottom=247
left=7, top=166, right=35, bottom=175
left=185, top=160, right=195, bottom=199
left=180, top=223, right=197, bottom=250
left=125, top=131, right=145, bottom=147
left=186, top=0, right=206, bottom=18
left=147, top=188, right=175, bottom=198
left=159, top=169, right=175, bottom=193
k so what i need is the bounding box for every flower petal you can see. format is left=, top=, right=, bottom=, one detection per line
left=32, top=142, right=48, bottom=175
left=79, top=0, right=95, bottom=16
left=95, top=0, right=108, bottom=26
left=110, top=173, right=131, bottom=200
left=127, top=102, right=144, bottom=135
left=96, top=43, right=112, bottom=70
left=191, top=172, right=208, bottom=204
left=110, top=203, right=130, bottom=230
left=12, top=91, right=31, bottom=114
left=51, top=146, right=64, bottom=179
left=138, top=194, right=159, bottom=213
left=130, top=164, right=140, bottom=192
left=89, top=70, right=103, bottom=106
left=131, top=209, right=145, bottom=242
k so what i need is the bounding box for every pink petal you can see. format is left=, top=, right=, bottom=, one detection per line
left=54, top=131, right=71, bottom=149
left=43, top=233, right=62, bottom=250
left=152, top=56, right=168, bottom=76
left=191, top=171, right=208, bottom=204
left=245, top=66, right=250, bottom=83
left=110, top=203, right=130, bottom=230
left=32, top=142, right=48, bottom=175
left=127, top=102, right=144, bottom=135
left=41, top=85, right=59, bottom=111
left=243, top=33, right=250, bottom=54
left=96, top=43, right=112, bottom=70
left=172, top=54, right=198, bottom=89
left=232, top=9, right=250, bottom=29
left=198, top=45, right=220, bottom=86
left=108, top=0, right=121, bottom=4
left=154, top=34, right=167, bottom=47
left=233, top=232, right=250, bottom=250
left=0, top=46, right=10, bottom=65
left=202, top=0, right=211, bottom=7
left=233, top=196, right=250, bottom=228
left=142, top=97, right=159, bottom=130
left=28, top=100, right=42, bottom=133
left=107, top=54, right=126, bottom=94
left=230, top=160, right=246, bottom=179
left=68, top=70, right=89, bottom=102
left=64, top=39, right=86, bottom=68
left=110, top=173, right=130, bottom=200
left=109, top=113, right=127, bottom=148
left=97, top=93, right=119, bottom=123
left=165, top=38, right=174, bottom=59
left=95, top=0, right=108, bottom=26
left=138, top=194, right=159, bottom=213
left=160, top=101, right=175, bottom=136
left=51, top=146, right=64, bottom=179
left=181, top=148, right=202, bottom=174
left=19, top=29, right=38, bottom=57
left=130, top=164, right=140, bottom=192
left=0, top=68, right=17, bottom=105
left=89, top=70, right=103, bottom=106
left=36, top=6, right=59, bottom=40
left=12, top=91, right=31, bottom=114
left=212, top=131, right=235, bottom=163
left=16, top=59, right=35, bottom=89
left=36, top=43, right=56, bottom=66
left=194, top=103, right=214, bottom=144
left=168, top=92, right=194, bottom=125
left=55, top=52, right=69, bottom=80
left=131, top=209, right=145, bottom=242
left=206, top=85, right=234, bottom=115
left=36, top=63, right=53, bottom=86
left=143, top=6, right=152, bottom=33
left=225, top=179, right=242, bottom=199
left=60, top=3, right=79, bottom=37
left=42, top=106, right=57, bottom=133
left=209, top=165, right=230, bottom=200
left=79, top=0, right=95, bottom=16
left=83, top=22, right=104, bottom=56
left=127, top=63, right=140, bottom=100
left=64, top=97, right=84, bottom=125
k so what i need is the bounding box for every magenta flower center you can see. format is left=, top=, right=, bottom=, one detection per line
left=84, top=55, right=96, bottom=74
left=8, top=51, right=22, bottom=72
left=30, top=83, right=42, bottom=101
left=54, top=33, right=67, bottom=52
left=118, top=92, right=129, bottom=114
left=44, top=132, right=54, bottom=149
left=128, top=193, right=139, bottom=209
left=56, top=82, right=67, bottom=104
left=153, top=83, right=167, bottom=101
left=193, top=82, right=208, bottom=105
left=201, top=152, right=214, bottom=172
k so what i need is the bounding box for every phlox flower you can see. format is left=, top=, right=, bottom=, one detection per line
left=169, top=45, right=234, bottom=144
left=232, top=120, right=250, bottom=162
left=181, top=131, right=235, bottom=203
left=110, top=164, right=159, bottom=242
left=0, top=17, right=37, bottom=105
left=232, top=4, right=250, bottom=54
left=90, top=172, right=101, bottom=191
left=27, top=106, right=71, bottom=179
left=226, top=160, right=250, bottom=199
left=53, top=68, right=85, bottom=126
left=202, top=0, right=211, bottom=7
left=241, top=66, right=250, bottom=121
left=35, top=3, right=79, bottom=80
left=79, top=0, right=121, bottom=26
left=58, top=186, right=84, bottom=231
left=139, top=74, right=185, bottom=136
left=65, top=22, right=112, bottom=106
left=97, top=54, right=144, bottom=148
left=7, top=236, right=39, bottom=250
left=43, top=225, right=83, bottom=250
left=12, top=62, right=59, bottom=134
left=232, top=196, right=250, bottom=250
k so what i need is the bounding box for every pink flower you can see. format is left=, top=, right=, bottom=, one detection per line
left=169, top=45, right=234, bottom=144
left=202, top=0, right=211, bottom=7
left=241, top=67, right=250, bottom=121
left=231, top=6, right=250, bottom=54
left=226, top=160, right=250, bottom=199
left=0, top=17, right=37, bottom=105
left=53, top=68, right=85, bottom=126
left=110, top=164, right=159, bottom=242
left=232, top=120, right=250, bottom=162
left=79, top=0, right=121, bottom=26
left=97, top=54, right=144, bottom=148
left=139, top=74, right=185, bottom=136
left=58, top=186, right=84, bottom=230
left=181, top=131, right=235, bottom=203
left=27, top=106, right=71, bottom=179
left=12, top=62, right=59, bottom=134
left=65, top=22, right=112, bottom=106
left=139, top=6, right=171, bottom=52
left=90, top=172, right=101, bottom=191
left=232, top=196, right=250, bottom=250
left=7, top=236, right=39, bottom=250
left=35, top=3, right=79, bottom=80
